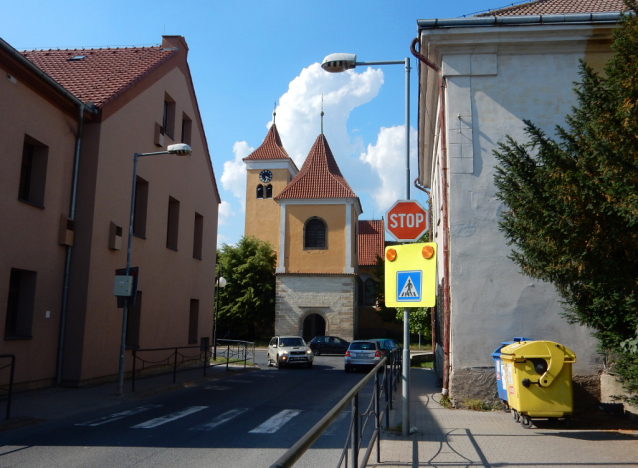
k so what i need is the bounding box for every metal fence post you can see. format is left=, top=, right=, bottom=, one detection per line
left=351, top=393, right=359, bottom=468
left=375, top=369, right=381, bottom=463
left=226, top=343, right=230, bottom=371
left=173, top=348, right=178, bottom=383
left=132, top=349, right=137, bottom=392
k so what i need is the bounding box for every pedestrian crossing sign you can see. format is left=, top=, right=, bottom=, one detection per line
left=396, top=271, right=422, bottom=302
left=385, top=242, right=437, bottom=308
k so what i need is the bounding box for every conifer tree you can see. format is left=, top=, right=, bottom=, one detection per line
left=494, top=1, right=638, bottom=404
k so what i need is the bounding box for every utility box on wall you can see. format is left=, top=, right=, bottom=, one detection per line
left=109, top=221, right=123, bottom=250
left=58, top=214, right=74, bottom=246
left=113, top=275, right=134, bottom=296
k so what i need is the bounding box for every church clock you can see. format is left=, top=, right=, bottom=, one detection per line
left=259, top=169, right=273, bottom=183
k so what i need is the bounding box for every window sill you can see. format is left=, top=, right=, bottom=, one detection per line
left=193, top=255, right=202, bottom=261
left=166, top=246, right=178, bottom=252
left=18, top=198, right=44, bottom=209
left=133, top=233, right=146, bottom=240
left=125, top=345, right=140, bottom=350
left=188, top=340, right=198, bottom=344
left=4, top=335, right=33, bottom=340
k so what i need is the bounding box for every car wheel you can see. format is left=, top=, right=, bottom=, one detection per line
left=307, top=361, right=313, bottom=369
left=277, top=356, right=284, bottom=369
left=313, top=349, right=320, bottom=356
left=344, top=365, right=350, bottom=373
left=268, top=354, right=273, bottom=367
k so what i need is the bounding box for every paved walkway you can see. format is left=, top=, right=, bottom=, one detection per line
left=378, top=369, right=638, bottom=468
left=1, top=362, right=636, bottom=467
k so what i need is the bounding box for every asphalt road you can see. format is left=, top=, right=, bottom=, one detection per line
left=0, top=352, right=378, bottom=468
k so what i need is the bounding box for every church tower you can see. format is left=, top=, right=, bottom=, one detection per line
left=273, top=134, right=362, bottom=340
left=243, top=123, right=298, bottom=253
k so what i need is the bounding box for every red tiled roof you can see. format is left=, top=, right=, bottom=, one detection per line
left=476, top=0, right=625, bottom=16
left=358, top=220, right=384, bottom=266
left=21, top=46, right=177, bottom=108
left=242, top=124, right=290, bottom=161
left=275, top=134, right=358, bottom=200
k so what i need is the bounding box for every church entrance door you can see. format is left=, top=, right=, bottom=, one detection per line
left=302, top=313, right=326, bottom=342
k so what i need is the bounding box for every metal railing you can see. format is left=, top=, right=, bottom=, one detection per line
left=270, top=349, right=402, bottom=468
left=131, top=340, right=255, bottom=392
left=0, top=354, right=16, bottom=419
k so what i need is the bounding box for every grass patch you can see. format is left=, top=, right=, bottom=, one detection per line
left=459, top=398, right=499, bottom=411
left=411, top=361, right=433, bottom=368
left=439, top=395, right=453, bottom=408
left=386, top=422, right=402, bottom=433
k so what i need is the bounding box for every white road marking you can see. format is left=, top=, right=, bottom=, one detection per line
left=75, top=405, right=162, bottom=427
left=132, top=406, right=208, bottom=429
left=322, top=411, right=350, bottom=436
left=189, top=408, right=250, bottom=431
left=248, top=409, right=302, bottom=434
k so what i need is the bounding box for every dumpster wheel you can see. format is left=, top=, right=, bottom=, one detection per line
left=520, top=415, right=533, bottom=429
left=512, top=409, right=520, bottom=422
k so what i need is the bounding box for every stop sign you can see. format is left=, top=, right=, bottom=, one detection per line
left=385, top=200, right=428, bottom=242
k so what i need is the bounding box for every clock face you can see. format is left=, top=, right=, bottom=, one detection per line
left=259, top=169, right=273, bottom=183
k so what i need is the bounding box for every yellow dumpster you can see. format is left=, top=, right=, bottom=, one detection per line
left=500, top=340, right=576, bottom=428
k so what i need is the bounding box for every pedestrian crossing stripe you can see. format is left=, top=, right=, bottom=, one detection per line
left=396, top=271, right=422, bottom=302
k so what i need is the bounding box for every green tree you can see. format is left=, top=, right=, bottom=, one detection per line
left=493, top=1, right=638, bottom=405
left=216, top=236, right=277, bottom=339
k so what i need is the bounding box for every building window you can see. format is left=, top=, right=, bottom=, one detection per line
left=167, top=196, right=180, bottom=250
left=304, top=217, right=327, bottom=249
left=365, top=278, right=376, bottom=306
left=181, top=113, right=192, bottom=146
left=126, top=291, right=142, bottom=348
left=189, top=299, right=199, bottom=344
left=5, top=268, right=37, bottom=339
left=256, top=184, right=263, bottom=199
left=133, top=176, right=149, bottom=238
left=193, top=213, right=203, bottom=259
left=163, top=93, right=176, bottom=139
left=265, top=184, right=272, bottom=199
left=18, top=136, right=48, bottom=208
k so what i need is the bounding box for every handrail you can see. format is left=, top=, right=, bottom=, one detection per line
left=0, top=354, right=16, bottom=419
left=270, top=349, right=401, bottom=468
left=131, top=340, right=255, bottom=391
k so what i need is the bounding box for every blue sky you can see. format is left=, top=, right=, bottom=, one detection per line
left=3, top=0, right=510, bottom=247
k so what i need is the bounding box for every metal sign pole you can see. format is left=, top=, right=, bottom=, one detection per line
left=402, top=307, right=410, bottom=436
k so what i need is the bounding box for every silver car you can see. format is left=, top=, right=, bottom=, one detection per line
left=267, top=336, right=314, bottom=369
left=344, top=340, right=382, bottom=372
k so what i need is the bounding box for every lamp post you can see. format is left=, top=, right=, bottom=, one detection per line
left=322, top=53, right=412, bottom=436
left=116, top=143, right=192, bottom=396
left=212, top=264, right=227, bottom=361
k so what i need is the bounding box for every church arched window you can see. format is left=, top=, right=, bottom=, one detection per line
left=265, top=184, right=273, bottom=199
left=304, top=217, right=327, bottom=249
left=256, top=184, right=263, bottom=199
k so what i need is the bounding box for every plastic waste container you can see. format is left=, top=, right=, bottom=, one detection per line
left=492, top=337, right=532, bottom=412
left=500, top=340, right=576, bottom=428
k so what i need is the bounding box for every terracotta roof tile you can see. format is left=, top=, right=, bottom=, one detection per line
left=358, top=220, right=384, bottom=266
left=21, top=46, right=177, bottom=108
left=476, top=0, right=625, bottom=16
left=242, top=124, right=290, bottom=160
left=275, top=134, right=358, bottom=200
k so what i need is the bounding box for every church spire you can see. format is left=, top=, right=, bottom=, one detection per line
left=320, top=94, right=324, bottom=135
left=273, top=101, right=277, bottom=125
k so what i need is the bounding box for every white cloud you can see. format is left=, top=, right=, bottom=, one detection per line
left=272, top=63, right=384, bottom=168
left=217, top=200, right=234, bottom=226
left=359, top=125, right=418, bottom=212
left=220, top=141, right=253, bottom=212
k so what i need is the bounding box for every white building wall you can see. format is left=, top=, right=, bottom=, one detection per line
left=420, top=24, right=615, bottom=401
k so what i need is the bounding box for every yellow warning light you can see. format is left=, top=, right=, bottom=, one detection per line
left=386, top=248, right=397, bottom=262
left=422, top=245, right=434, bottom=259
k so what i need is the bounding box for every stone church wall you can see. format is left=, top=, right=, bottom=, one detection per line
left=275, top=275, right=356, bottom=340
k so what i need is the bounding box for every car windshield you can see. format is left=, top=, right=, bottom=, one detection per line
left=350, top=342, right=376, bottom=351
left=280, top=338, right=305, bottom=347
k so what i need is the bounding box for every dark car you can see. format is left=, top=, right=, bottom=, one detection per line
left=372, top=338, right=402, bottom=360
left=308, top=336, right=349, bottom=355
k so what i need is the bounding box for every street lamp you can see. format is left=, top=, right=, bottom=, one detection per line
left=321, top=53, right=410, bottom=199
left=212, top=264, right=227, bottom=361
left=322, top=53, right=412, bottom=436
left=116, top=143, right=192, bottom=396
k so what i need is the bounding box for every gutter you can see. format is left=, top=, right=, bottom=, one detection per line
left=417, top=12, right=622, bottom=29
left=411, top=38, right=451, bottom=396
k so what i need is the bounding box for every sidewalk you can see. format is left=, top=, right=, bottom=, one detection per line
left=0, top=362, right=256, bottom=432
left=377, top=368, right=638, bottom=467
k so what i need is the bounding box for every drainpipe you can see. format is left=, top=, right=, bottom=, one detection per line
left=56, top=101, right=96, bottom=386
left=411, top=37, right=452, bottom=396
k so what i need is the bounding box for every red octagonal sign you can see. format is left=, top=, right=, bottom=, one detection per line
left=385, top=200, right=428, bottom=242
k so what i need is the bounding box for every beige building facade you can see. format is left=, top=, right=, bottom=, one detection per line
left=1, top=36, right=220, bottom=389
